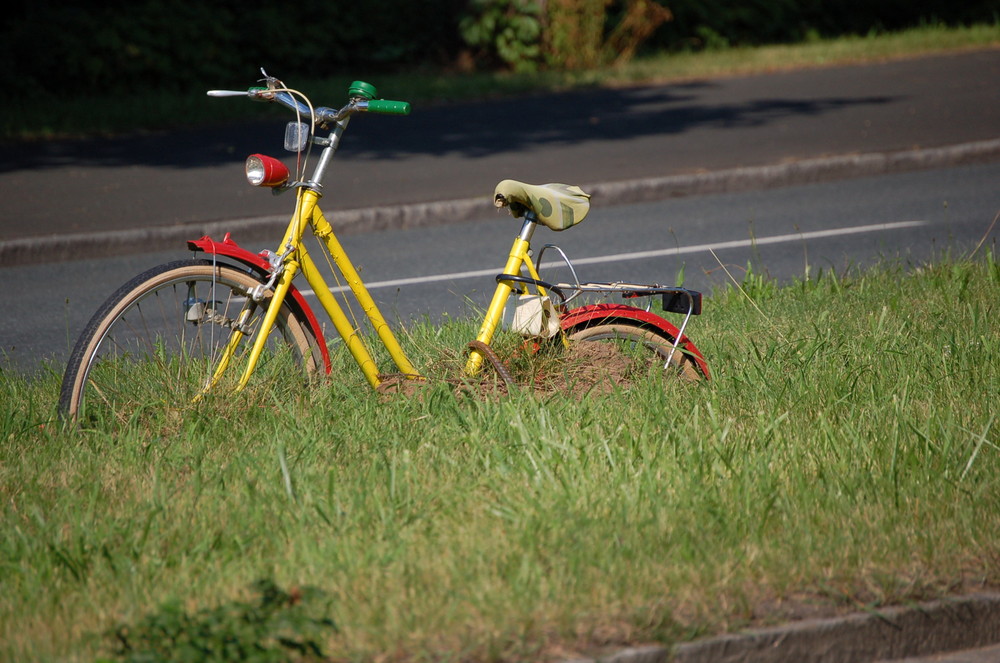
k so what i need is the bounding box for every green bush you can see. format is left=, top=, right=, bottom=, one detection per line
left=458, top=0, right=675, bottom=71
left=459, top=0, right=543, bottom=72
left=104, top=579, right=336, bottom=663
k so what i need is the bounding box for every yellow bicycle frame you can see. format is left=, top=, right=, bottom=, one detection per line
left=200, top=85, right=558, bottom=394
left=210, top=186, right=420, bottom=391
left=208, top=188, right=546, bottom=392
left=465, top=215, right=548, bottom=375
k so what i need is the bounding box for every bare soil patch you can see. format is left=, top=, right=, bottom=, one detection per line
left=376, top=340, right=641, bottom=402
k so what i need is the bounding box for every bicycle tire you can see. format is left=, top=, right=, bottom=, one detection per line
left=566, top=322, right=704, bottom=387
left=59, top=259, right=323, bottom=424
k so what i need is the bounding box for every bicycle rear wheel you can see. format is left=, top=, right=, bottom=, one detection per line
left=60, top=259, right=323, bottom=425
left=566, top=322, right=704, bottom=390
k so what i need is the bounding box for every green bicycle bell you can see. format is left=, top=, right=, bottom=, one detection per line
left=349, top=81, right=377, bottom=100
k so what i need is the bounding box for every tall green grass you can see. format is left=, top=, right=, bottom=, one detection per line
left=2, top=254, right=998, bottom=661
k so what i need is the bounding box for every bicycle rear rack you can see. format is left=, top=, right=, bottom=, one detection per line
left=496, top=242, right=702, bottom=356
left=534, top=243, right=701, bottom=312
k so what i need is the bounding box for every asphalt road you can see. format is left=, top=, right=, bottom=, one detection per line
left=1, top=49, right=997, bottom=263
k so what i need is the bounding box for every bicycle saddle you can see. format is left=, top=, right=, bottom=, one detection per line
left=494, top=179, right=591, bottom=231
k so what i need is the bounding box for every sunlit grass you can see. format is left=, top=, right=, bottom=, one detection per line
left=2, top=252, right=998, bottom=661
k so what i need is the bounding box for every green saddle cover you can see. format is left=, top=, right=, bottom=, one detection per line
left=493, top=180, right=591, bottom=231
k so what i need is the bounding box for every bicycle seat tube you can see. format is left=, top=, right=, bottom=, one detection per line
left=465, top=212, right=541, bottom=375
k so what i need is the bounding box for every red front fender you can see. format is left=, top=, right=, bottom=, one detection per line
left=560, top=303, right=710, bottom=379
left=187, top=234, right=331, bottom=374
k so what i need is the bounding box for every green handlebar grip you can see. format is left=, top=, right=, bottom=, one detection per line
left=367, top=99, right=411, bottom=115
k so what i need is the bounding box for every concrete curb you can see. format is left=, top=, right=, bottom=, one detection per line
left=4, top=138, right=999, bottom=268
left=562, top=593, right=1000, bottom=663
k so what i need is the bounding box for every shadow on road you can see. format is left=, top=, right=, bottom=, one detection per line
left=0, top=83, right=897, bottom=172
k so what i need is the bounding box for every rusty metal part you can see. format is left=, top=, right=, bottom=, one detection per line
left=467, top=340, right=516, bottom=387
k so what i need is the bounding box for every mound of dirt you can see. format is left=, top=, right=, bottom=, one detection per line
left=539, top=340, right=637, bottom=398
left=376, top=341, right=639, bottom=402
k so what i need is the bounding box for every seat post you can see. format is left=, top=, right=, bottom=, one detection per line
left=518, top=211, right=539, bottom=244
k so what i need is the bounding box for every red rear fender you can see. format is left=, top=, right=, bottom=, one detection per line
left=560, top=303, right=710, bottom=378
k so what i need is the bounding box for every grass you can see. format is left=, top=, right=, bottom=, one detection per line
left=4, top=21, right=998, bottom=141
left=2, top=250, right=998, bottom=661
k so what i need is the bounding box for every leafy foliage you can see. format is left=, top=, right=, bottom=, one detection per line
left=459, top=0, right=543, bottom=72
left=544, top=0, right=674, bottom=69
left=104, top=580, right=337, bottom=663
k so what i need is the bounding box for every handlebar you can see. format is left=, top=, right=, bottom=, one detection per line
left=364, top=99, right=411, bottom=115
left=206, top=79, right=410, bottom=125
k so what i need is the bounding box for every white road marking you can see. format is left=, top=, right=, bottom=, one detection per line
left=298, top=220, right=927, bottom=296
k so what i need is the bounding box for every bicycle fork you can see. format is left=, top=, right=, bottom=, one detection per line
left=198, top=254, right=304, bottom=396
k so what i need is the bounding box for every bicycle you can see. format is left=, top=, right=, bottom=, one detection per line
left=59, top=73, right=709, bottom=423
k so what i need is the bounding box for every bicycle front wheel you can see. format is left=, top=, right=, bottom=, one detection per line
left=565, top=322, right=704, bottom=390
left=60, top=259, right=323, bottom=425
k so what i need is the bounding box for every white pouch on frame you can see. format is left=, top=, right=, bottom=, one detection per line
left=503, top=294, right=561, bottom=338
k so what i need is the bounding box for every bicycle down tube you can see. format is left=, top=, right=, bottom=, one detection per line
left=230, top=187, right=420, bottom=391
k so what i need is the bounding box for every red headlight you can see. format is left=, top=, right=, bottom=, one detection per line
left=245, top=154, right=290, bottom=187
